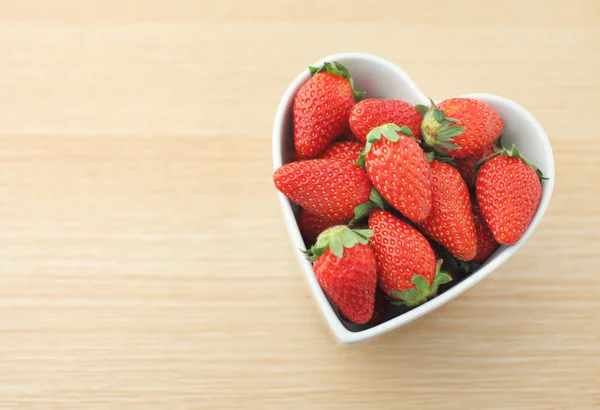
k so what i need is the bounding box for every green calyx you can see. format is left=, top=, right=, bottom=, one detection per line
left=308, top=61, right=365, bottom=102
left=424, top=151, right=435, bottom=163
left=349, top=188, right=386, bottom=225
left=434, top=243, right=480, bottom=274
left=415, top=104, right=429, bottom=116
left=355, top=123, right=414, bottom=167
left=498, top=144, right=547, bottom=180
left=302, top=225, right=373, bottom=262
left=423, top=147, right=457, bottom=166
left=421, top=98, right=466, bottom=151
left=473, top=143, right=547, bottom=181
left=390, top=260, right=452, bottom=307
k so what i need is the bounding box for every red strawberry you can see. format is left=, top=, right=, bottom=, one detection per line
left=357, top=123, right=432, bottom=223
left=471, top=198, right=499, bottom=263
left=368, top=210, right=451, bottom=305
left=349, top=99, right=423, bottom=143
left=306, top=226, right=377, bottom=324
left=421, top=98, right=503, bottom=158
left=336, top=127, right=361, bottom=143
left=298, top=208, right=337, bottom=245
left=475, top=145, right=543, bottom=245
left=417, top=161, right=477, bottom=261
left=273, top=159, right=372, bottom=223
left=455, top=143, right=496, bottom=186
left=294, top=62, right=363, bottom=158
left=320, top=141, right=363, bottom=164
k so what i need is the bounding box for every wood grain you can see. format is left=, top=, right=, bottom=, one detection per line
left=0, top=1, right=599, bottom=408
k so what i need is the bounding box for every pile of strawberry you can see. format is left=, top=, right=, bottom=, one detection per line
left=273, top=62, right=545, bottom=326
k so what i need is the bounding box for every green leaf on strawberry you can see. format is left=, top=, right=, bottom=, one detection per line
left=369, top=189, right=385, bottom=210
left=308, top=61, right=365, bottom=102
left=421, top=97, right=503, bottom=158
left=378, top=124, right=401, bottom=143
left=423, top=147, right=457, bottom=166
left=390, top=260, right=452, bottom=307
left=473, top=143, right=547, bottom=181
left=350, top=188, right=387, bottom=224
left=353, top=201, right=378, bottom=220
left=415, top=104, right=429, bottom=116
left=303, top=225, right=373, bottom=262
left=421, top=98, right=467, bottom=151
left=356, top=123, right=408, bottom=166
left=433, top=109, right=445, bottom=123
left=399, top=125, right=413, bottom=137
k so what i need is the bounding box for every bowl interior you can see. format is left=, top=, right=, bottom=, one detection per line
left=273, top=53, right=554, bottom=344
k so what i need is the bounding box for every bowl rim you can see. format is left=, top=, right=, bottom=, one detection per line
left=272, top=52, right=555, bottom=344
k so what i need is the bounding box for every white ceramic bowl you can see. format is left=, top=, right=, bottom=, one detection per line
left=272, top=52, right=555, bottom=344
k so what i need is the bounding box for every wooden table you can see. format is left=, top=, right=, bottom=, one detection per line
left=1, top=1, right=598, bottom=408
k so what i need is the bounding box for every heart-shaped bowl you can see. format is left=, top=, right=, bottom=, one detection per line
left=272, top=52, right=555, bottom=344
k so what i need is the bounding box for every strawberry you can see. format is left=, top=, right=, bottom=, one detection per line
left=420, top=98, right=503, bottom=158
left=294, top=62, right=363, bottom=158
left=336, top=127, right=361, bottom=143
left=349, top=99, right=423, bottom=143
left=320, top=141, right=363, bottom=164
left=417, top=161, right=477, bottom=261
left=475, top=145, right=543, bottom=245
left=471, top=198, right=499, bottom=263
left=298, top=208, right=338, bottom=245
left=305, top=226, right=377, bottom=324
left=356, top=123, right=432, bottom=223
left=368, top=210, right=451, bottom=305
left=338, top=287, right=388, bottom=328
left=273, top=159, right=372, bottom=223
left=455, top=143, right=496, bottom=186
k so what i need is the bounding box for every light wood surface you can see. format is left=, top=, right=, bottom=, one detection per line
left=1, top=1, right=599, bottom=408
